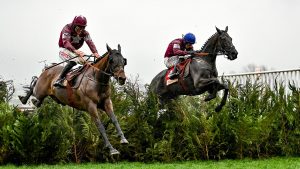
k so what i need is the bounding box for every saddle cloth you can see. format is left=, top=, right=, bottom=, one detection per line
left=165, top=58, right=191, bottom=86
left=61, top=65, right=89, bottom=88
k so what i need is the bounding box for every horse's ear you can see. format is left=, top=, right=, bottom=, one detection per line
left=216, top=26, right=222, bottom=34
left=118, top=44, right=121, bottom=53
left=106, top=44, right=112, bottom=52
left=225, top=26, right=228, bottom=32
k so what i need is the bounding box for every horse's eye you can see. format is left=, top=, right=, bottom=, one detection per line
left=123, top=58, right=127, bottom=65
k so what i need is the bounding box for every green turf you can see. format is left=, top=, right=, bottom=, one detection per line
left=1, top=157, right=300, bottom=169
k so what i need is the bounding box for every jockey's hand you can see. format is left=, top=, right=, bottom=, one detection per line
left=74, top=50, right=86, bottom=64
left=93, top=52, right=100, bottom=58
left=78, top=57, right=86, bottom=64
left=74, top=50, right=85, bottom=58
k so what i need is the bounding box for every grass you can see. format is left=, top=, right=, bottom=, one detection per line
left=1, top=157, right=300, bottom=169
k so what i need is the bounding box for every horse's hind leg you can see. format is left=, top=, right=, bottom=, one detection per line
left=158, top=95, right=171, bottom=106
left=18, top=76, right=38, bottom=104
left=19, top=94, right=31, bottom=105
left=31, top=86, right=47, bottom=107
left=31, top=98, right=45, bottom=107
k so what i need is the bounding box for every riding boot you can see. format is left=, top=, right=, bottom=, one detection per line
left=54, top=61, right=76, bottom=87
left=168, top=60, right=180, bottom=80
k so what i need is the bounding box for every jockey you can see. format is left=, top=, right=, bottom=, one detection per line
left=164, top=33, right=196, bottom=79
left=54, top=15, right=101, bottom=87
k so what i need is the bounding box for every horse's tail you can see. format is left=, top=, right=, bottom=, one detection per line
left=18, top=76, right=38, bottom=104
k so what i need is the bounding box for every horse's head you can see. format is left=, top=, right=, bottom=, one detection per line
left=215, top=26, right=238, bottom=60
left=106, top=44, right=127, bottom=85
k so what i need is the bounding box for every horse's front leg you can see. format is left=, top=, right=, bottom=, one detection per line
left=88, top=102, right=120, bottom=155
left=194, top=77, right=228, bottom=112
left=204, top=84, right=218, bottom=102
left=214, top=83, right=229, bottom=112
left=104, top=98, right=129, bottom=144
left=194, top=77, right=219, bottom=101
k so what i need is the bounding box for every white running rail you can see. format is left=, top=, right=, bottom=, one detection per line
left=219, top=68, right=300, bottom=91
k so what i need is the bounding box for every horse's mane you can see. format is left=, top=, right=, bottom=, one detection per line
left=101, top=52, right=109, bottom=58
left=93, top=52, right=109, bottom=64
left=200, top=32, right=218, bottom=51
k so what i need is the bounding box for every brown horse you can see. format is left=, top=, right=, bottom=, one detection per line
left=19, top=44, right=128, bottom=155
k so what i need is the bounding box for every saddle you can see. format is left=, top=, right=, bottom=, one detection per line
left=62, top=64, right=89, bottom=88
left=165, top=58, right=191, bottom=86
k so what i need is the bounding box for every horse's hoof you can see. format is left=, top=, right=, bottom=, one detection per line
left=120, top=138, right=129, bottom=144
left=18, top=96, right=27, bottom=104
left=110, top=149, right=120, bottom=155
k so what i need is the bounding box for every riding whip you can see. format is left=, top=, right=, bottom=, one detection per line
left=44, top=55, right=80, bottom=70
left=46, top=53, right=98, bottom=70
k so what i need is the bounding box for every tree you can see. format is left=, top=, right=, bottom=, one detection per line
left=0, top=77, right=15, bottom=103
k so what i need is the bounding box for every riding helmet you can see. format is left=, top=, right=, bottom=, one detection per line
left=183, top=33, right=196, bottom=44
left=72, top=15, right=87, bottom=27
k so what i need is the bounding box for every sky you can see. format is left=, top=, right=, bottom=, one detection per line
left=1, top=0, right=300, bottom=90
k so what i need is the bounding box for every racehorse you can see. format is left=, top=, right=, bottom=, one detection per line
left=150, top=26, right=238, bottom=112
left=19, top=44, right=128, bottom=155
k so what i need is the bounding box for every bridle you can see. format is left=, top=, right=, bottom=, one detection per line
left=213, top=33, right=234, bottom=59
left=95, top=52, right=126, bottom=85
left=103, top=54, right=125, bottom=78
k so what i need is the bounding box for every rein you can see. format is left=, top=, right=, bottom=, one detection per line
left=84, top=53, right=113, bottom=76
left=214, top=34, right=232, bottom=59
left=91, top=52, right=114, bottom=87
left=86, top=51, right=125, bottom=86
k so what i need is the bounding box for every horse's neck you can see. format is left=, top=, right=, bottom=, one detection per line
left=199, top=34, right=218, bottom=66
left=85, top=54, right=110, bottom=84
left=95, top=55, right=111, bottom=84
left=93, top=55, right=109, bottom=71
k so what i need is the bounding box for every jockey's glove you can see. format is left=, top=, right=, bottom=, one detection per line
left=187, top=50, right=196, bottom=55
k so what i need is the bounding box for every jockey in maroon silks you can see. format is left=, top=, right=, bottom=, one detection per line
left=164, top=33, right=196, bottom=79
left=54, top=15, right=101, bottom=87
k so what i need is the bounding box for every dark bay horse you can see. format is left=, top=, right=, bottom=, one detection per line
left=19, top=44, right=128, bottom=155
left=150, top=26, right=238, bottom=112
